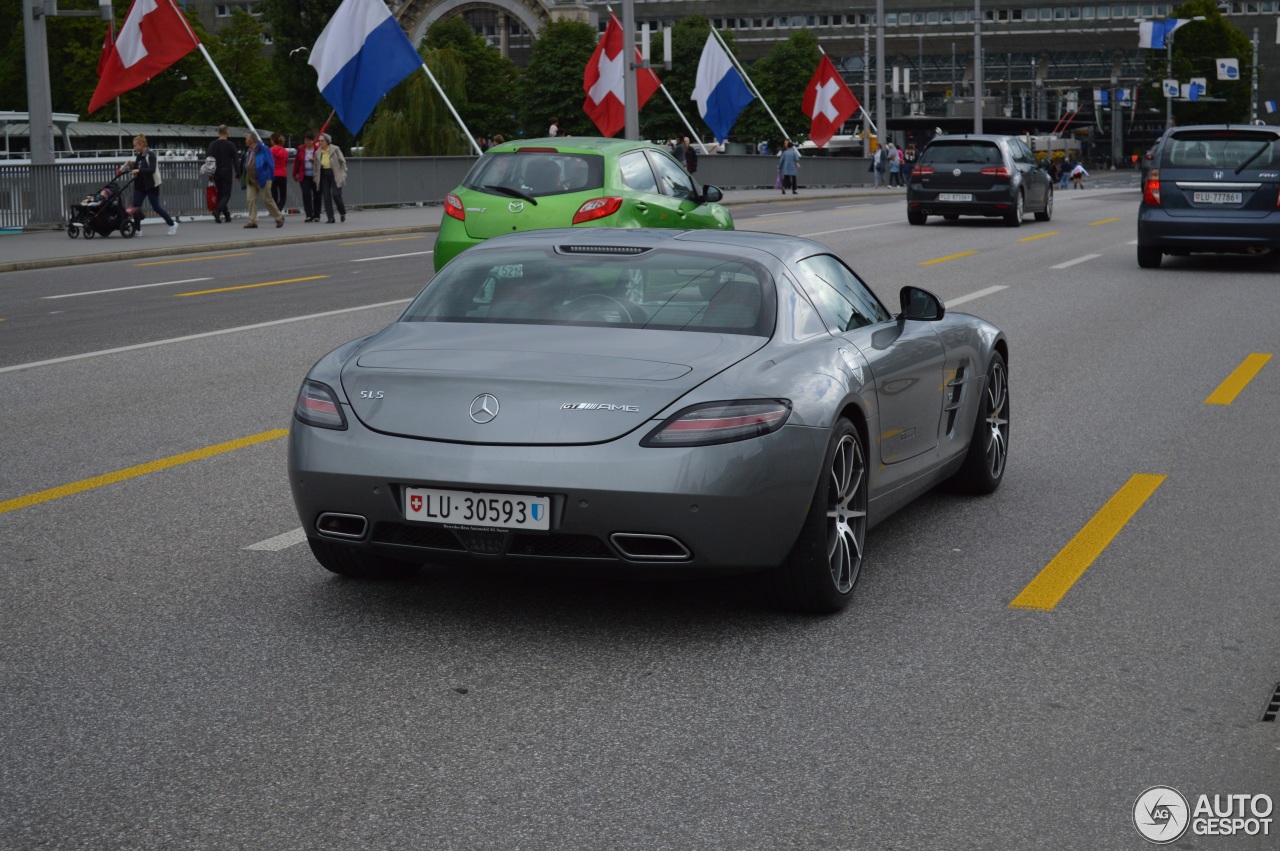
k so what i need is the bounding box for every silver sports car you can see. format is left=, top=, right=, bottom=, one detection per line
left=289, top=229, right=1008, bottom=613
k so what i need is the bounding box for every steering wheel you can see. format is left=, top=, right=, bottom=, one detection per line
left=562, top=293, right=644, bottom=324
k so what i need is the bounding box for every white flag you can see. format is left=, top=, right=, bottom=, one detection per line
left=1163, top=79, right=1179, bottom=98
left=1216, top=58, right=1240, bottom=80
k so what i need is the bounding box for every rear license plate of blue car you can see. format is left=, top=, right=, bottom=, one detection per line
left=938, top=193, right=973, bottom=202
left=1193, top=191, right=1242, bottom=204
left=405, top=487, right=550, bottom=530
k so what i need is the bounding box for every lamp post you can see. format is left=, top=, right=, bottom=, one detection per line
left=1165, top=16, right=1206, bottom=129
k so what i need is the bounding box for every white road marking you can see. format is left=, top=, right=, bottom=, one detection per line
left=245, top=528, right=308, bottom=551
left=43, top=278, right=213, bottom=299
left=946, top=285, right=1008, bottom=307
left=836, top=204, right=872, bottom=209
left=1051, top=254, right=1102, bottom=270
left=800, top=221, right=896, bottom=237
left=1127, top=240, right=1138, bottom=245
left=0, top=299, right=412, bottom=375
left=350, top=251, right=435, bottom=263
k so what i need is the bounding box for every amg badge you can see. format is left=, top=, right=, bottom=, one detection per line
left=562, top=403, right=640, bottom=412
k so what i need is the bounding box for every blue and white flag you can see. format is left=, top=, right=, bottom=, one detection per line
left=1216, top=58, right=1240, bottom=80
left=1138, top=18, right=1190, bottom=49
left=691, top=33, right=755, bottom=142
left=309, top=0, right=423, bottom=133
left=1266, top=100, right=1277, bottom=114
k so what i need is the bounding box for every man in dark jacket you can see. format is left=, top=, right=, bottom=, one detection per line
left=206, top=124, right=238, bottom=224
left=683, top=136, right=698, bottom=174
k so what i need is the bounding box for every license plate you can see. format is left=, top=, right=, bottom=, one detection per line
left=938, top=193, right=973, bottom=202
left=1193, top=191, right=1242, bottom=204
left=405, top=487, right=550, bottom=531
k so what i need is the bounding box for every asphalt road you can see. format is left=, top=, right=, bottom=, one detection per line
left=1, top=187, right=1277, bottom=850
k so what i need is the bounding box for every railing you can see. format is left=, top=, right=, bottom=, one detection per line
left=0, top=154, right=872, bottom=230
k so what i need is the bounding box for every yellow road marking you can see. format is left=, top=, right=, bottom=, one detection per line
left=176, top=276, right=328, bottom=296
left=1205, top=353, right=1271, bottom=405
left=0, top=429, right=288, bottom=517
left=1010, top=473, right=1166, bottom=611
left=919, top=251, right=977, bottom=266
left=1018, top=231, right=1059, bottom=242
left=340, top=235, right=427, bottom=246
left=136, top=252, right=253, bottom=266
left=1090, top=217, right=1121, bottom=226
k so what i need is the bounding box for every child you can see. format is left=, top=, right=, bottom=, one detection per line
left=1070, top=162, right=1088, bottom=189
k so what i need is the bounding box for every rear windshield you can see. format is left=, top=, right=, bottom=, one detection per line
left=919, top=141, right=1003, bottom=166
left=1162, top=131, right=1280, bottom=169
left=462, top=152, right=604, bottom=198
left=402, top=248, right=775, bottom=336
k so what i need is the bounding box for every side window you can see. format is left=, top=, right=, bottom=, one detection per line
left=646, top=151, right=697, bottom=201
left=619, top=151, right=659, bottom=194
left=794, top=255, right=891, bottom=332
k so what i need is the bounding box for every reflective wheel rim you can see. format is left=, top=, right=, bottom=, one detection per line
left=826, top=434, right=867, bottom=594
left=984, top=362, right=1009, bottom=479
left=1045, top=190, right=1053, bottom=217
left=1015, top=192, right=1024, bottom=220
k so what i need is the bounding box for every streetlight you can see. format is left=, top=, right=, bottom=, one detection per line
left=1165, top=15, right=1206, bottom=129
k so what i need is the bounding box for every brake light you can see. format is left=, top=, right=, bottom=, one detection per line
left=980, top=166, right=1011, bottom=178
left=1143, top=169, right=1161, bottom=206
left=294, top=380, right=347, bottom=430
left=572, top=196, right=623, bottom=224
left=641, top=400, right=791, bottom=447
left=913, top=165, right=935, bottom=176
left=444, top=193, right=465, bottom=221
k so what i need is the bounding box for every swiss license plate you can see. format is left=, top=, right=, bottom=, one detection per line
left=938, top=193, right=973, bottom=202
left=1193, top=191, right=1242, bottom=205
left=404, top=486, right=550, bottom=531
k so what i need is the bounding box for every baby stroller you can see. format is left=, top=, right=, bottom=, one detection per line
left=67, top=171, right=137, bottom=239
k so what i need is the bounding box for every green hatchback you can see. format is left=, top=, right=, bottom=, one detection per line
left=434, top=137, right=734, bottom=270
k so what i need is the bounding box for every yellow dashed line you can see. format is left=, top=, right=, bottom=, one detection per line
left=0, top=429, right=288, bottom=516
left=176, top=276, right=329, bottom=296
left=1205, top=353, right=1271, bottom=405
left=1010, top=473, right=1167, bottom=611
left=1090, top=217, right=1122, bottom=226
left=136, top=252, right=253, bottom=266
left=919, top=251, right=977, bottom=266
left=1019, top=231, right=1059, bottom=242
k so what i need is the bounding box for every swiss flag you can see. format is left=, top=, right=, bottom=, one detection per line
left=582, top=14, right=661, bottom=138
left=802, top=54, right=860, bottom=149
left=89, top=0, right=201, bottom=114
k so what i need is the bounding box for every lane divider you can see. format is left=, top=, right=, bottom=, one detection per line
left=176, top=276, right=328, bottom=297
left=1009, top=473, right=1167, bottom=611
left=136, top=253, right=253, bottom=267
left=1018, top=231, right=1058, bottom=242
left=1051, top=254, right=1101, bottom=270
left=44, top=278, right=212, bottom=299
left=340, top=235, right=427, bottom=246
left=351, top=251, right=435, bottom=263
left=0, top=429, right=288, bottom=517
left=1090, top=217, right=1122, bottom=226
left=947, top=285, right=1007, bottom=307
left=246, top=527, right=307, bottom=551
left=1204, top=353, right=1271, bottom=405
left=920, top=251, right=977, bottom=266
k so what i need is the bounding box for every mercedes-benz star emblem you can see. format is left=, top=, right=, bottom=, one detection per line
left=508, top=201, right=524, bottom=214
left=470, top=394, right=500, bottom=424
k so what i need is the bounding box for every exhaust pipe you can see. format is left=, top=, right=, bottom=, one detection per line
left=315, top=512, right=368, bottom=540
left=609, top=533, right=691, bottom=561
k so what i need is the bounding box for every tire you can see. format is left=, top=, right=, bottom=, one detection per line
left=1004, top=191, right=1024, bottom=227
left=1034, top=188, right=1053, bottom=222
left=907, top=210, right=927, bottom=226
left=1137, top=245, right=1162, bottom=268
left=67, top=224, right=79, bottom=239
left=307, top=537, right=420, bottom=580
left=951, top=352, right=1009, bottom=495
left=770, top=419, right=868, bottom=614
left=120, top=220, right=136, bottom=239
left=83, top=227, right=96, bottom=239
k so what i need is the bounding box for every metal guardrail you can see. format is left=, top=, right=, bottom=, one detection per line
left=0, top=155, right=872, bottom=230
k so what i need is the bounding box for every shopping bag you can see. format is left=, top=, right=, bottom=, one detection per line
left=774, top=173, right=783, bottom=189
left=206, top=184, right=218, bottom=212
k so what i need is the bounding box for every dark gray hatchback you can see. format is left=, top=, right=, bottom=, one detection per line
left=906, top=134, right=1053, bottom=227
left=1137, top=124, right=1280, bottom=268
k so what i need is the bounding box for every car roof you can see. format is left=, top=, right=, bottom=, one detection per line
left=482, top=137, right=669, bottom=156
left=926, top=134, right=1014, bottom=144
left=463, top=228, right=832, bottom=265
left=1162, top=124, right=1280, bottom=135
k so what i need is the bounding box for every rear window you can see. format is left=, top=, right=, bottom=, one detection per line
left=919, top=141, right=1003, bottom=166
left=463, top=152, right=604, bottom=198
left=402, top=248, right=775, bottom=336
left=1162, top=131, right=1280, bottom=169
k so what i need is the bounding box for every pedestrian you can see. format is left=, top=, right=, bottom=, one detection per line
left=671, top=137, right=685, bottom=163
left=313, top=133, right=348, bottom=224
left=269, top=133, right=289, bottom=214
left=121, top=134, right=177, bottom=235
left=492, top=134, right=505, bottom=146
left=683, top=136, right=698, bottom=173
left=778, top=138, right=801, bottom=195
left=241, top=132, right=284, bottom=229
left=292, top=130, right=320, bottom=222
left=871, top=144, right=885, bottom=187
left=1070, top=162, right=1088, bottom=189
left=548, top=118, right=559, bottom=137
left=1059, top=158, right=1071, bottom=190
left=886, top=142, right=902, bottom=187
left=206, top=124, right=237, bottom=224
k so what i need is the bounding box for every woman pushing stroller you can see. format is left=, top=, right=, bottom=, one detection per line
left=119, top=134, right=178, bottom=236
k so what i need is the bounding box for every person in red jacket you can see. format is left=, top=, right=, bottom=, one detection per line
left=270, top=133, right=289, bottom=214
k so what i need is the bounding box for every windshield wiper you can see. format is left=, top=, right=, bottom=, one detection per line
left=1234, top=141, right=1272, bottom=175
left=479, top=184, right=538, bottom=205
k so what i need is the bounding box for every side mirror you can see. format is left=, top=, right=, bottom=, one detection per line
left=701, top=185, right=723, bottom=204
left=899, top=286, right=945, bottom=321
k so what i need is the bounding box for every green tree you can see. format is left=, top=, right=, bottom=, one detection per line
left=361, top=47, right=469, bottom=156
left=1143, top=0, right=1254, bottom=125
left=168, top=10, right=289, bottom=132
left=518, top=18, right=597, bottom=137
left=733, top=29, right=821, bottom=149
left=635, top=16, right=714, bottom=144
left=424, top=16, right=520, bottom=140
left=260, top=0, right=343, bottom=139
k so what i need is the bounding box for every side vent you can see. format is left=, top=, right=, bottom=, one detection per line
left=944, top=361, right=969, bottom=435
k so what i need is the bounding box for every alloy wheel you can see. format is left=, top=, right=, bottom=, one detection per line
left=826, top=434, right=867, bottom=593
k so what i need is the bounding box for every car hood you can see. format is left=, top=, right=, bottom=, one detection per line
left=340, top=323, right=766, bottom=444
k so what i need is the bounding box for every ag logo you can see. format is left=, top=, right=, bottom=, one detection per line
left=1134, top=786, right=1190, bottom=843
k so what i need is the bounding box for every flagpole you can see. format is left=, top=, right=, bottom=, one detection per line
left=657, top=83, right=710, bottom=154
left=710, top=26, right=790, bottom=141
left=196, top=44, right=259, bottom=140
left=417, top=63, right=482, bottom=155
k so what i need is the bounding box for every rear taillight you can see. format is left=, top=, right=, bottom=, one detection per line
left=913, top=165, right=935, bottom=176
left=572, top=197, right=623, bottom=224
left=641, top=400, right=791, bottom=447
left=980, top=166, right=1011, bottom=178
left=295, top=380, right=347, bottom=430
left=444, top=193, right=465, bottom=221
left=1143, top=169, right=1161, bottom=206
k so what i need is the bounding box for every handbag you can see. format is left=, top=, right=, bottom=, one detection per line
left=200, top=156, right=217, bottom=178
left=206, top=184, right=218, bottom=212
left=775, top=173, right=783, bottom=189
